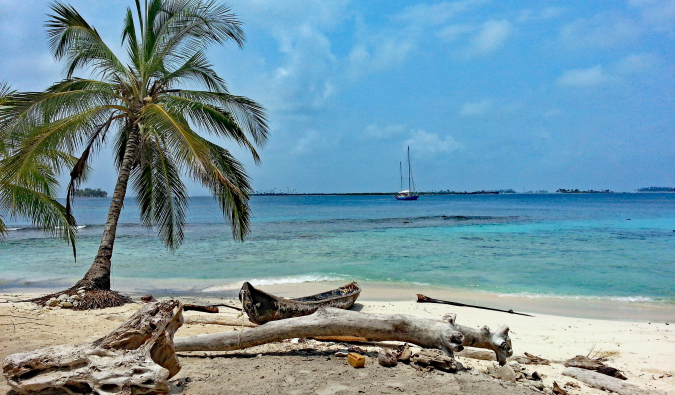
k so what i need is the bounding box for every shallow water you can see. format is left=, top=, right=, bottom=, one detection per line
left=1, top=194, right=674, bottom=306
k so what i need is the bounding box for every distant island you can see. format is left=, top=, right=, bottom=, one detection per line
left=636, top=186, right=674, bottom=192
left=556, top=189, right=612, bottom=194
left=74, top=188, right=108, bottom=198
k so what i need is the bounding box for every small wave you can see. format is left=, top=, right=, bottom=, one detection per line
left=6, top=227, right=24, bottom=231
left=493, top=291, right=659, bottom=303
left=200, top=273, right=349, bottom=292
left=54, top=225, right=87, bottom=230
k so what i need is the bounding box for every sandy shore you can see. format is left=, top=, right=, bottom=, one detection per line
left=1, top=286, right=673, bottom=394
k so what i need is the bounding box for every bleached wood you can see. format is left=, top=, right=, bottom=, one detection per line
left=174, top=308, right=513, bottom=365
left=563, top=367, right=666, bottom=395
left=3, top=301, right=183, bottom=395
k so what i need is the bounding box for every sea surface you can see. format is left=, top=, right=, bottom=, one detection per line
left=1, top=194, right=674, bottom=306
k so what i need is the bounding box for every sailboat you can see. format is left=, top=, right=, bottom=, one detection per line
left=396, top=146, right=419, bottom=200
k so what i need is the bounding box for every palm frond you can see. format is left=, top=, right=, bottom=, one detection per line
left=168, top=90, right=268, bottom=146
left=160, top=51, right=227, bottom=92
left=195, top=140, right=252, bottom=241
left=147, top=0, right=244, bottom=74
left=47, top=2, right=130, bottom=81
left=0, top=178, right=78, bottom=257
left=131, top=137, right=188, bottom=250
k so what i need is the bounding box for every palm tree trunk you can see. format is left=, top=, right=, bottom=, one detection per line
left=74, top=129, right=139, bottom=290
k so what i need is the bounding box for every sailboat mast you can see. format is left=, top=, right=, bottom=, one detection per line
left=399, top=162, right=403, bottom=191
left=407, top=147, right=412, bottom=191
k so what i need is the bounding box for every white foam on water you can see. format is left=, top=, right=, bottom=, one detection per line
left=6, top=228, right=24, bottom=231
left=200, top=273, right=348, bottom=292
left=492, top=291, right=657, bottom=303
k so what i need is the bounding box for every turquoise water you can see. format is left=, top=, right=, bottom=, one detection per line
left=1, top=194, right=674, bottom=302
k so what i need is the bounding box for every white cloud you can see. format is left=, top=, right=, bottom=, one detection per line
left=517, top=7, right=565, bottom=23
left=613, top=53, right=657, bottom=74
left=467, top=19, right=513, bottom=56
left=559, top=13, right=641, bottom=49
left=347, top=37, right=415, bottom=79
left=460, top=99, right=493, bottom=116
left=405, top=129, right=463, bottom=154
left=363, top=124, right=407, bottom=140
left=227, top=1, right=349, bottom=113
left=557, top=65, right=611, bottom=87
left=628, top=0, right=675, bottom=33
left=557, top=55, right=657, bottom=88
left=294, top=130, right=319, bottom=154
left=437, top=24, right=474, bottom=42
left=396, top=0, right=490, bottom=27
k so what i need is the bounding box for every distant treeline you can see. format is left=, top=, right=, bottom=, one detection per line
left=636, top=186, right=674, bottom=192
left=556, top=189, right=612, bottom=194
left=74, top=188, right=108, bottom=197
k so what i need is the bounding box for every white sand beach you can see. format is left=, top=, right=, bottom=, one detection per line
left=1, top=285, right=673, bottom=394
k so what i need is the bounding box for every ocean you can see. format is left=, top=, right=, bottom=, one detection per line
left=1, top=193, right=674, bottom=306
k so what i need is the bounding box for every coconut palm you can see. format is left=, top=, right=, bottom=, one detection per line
left=1, top=82, right=78, bottom=246
left=0, top=0, right=267, bottom=308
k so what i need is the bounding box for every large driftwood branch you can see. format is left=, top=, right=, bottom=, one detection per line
left=3, top=301, right=183, bottom=395
left=175, top=308, right=513, bottom=365
left=563, top=367, right=666, bottom=395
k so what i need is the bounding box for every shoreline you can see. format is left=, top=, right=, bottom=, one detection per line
left=3, top=278, right=673, bottom=323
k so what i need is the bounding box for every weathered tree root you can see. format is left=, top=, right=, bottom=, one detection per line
left=174, top=308, right=513, bottom=365
left=3, top=300, right=183, bottom=394
left=28, top=288, right=132, bottom=310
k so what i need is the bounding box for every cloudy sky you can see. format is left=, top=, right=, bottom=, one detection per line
left=1, top=0, right=673, bottom=194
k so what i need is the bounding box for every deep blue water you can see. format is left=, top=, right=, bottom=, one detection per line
left=1, top=194, right=674, bottom=302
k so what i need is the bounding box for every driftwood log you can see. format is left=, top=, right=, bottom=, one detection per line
left=3, top=301, right=183, bottom=394
left=563, top=367, right=666, bottom=395
left=175, top=307, right=513, bottom=365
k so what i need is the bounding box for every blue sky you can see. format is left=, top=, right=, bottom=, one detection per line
left=1, top=0, right=673, bottom=194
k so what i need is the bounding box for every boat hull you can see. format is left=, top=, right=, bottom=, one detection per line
left=239, top=282, right=361, bottom=324
left=395, top=195, right=419, bottom=200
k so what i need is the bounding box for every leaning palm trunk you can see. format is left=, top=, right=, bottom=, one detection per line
left=75, top=129, right=139, bottom=290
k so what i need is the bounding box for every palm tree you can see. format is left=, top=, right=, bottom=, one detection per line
left=1, top=83, right=79, bottom=247
left=0, top=0, right=267, bottom=308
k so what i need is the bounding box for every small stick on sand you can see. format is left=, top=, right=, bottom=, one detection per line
left=416, top=294, right=534, bottom=317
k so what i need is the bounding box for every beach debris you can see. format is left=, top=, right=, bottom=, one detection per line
left=564, top=355, right=604, bottom=370
left=563, top=367, right=666, bottom=395
left=497, top=364, right=517, bottom=382
left=564, top=355, right=626, bottom=379
left=596, top=366, right=628, bottom=380
left=348, top=352, right=366, bottom=368
left=141, top=294, right=157, bottom=302
left=378, top=349, right=398, bottom=367
left=552, top=381, right=568, bottom=394
left=412, top=349, right=461, bottom=372
left=142, top=295, right=220, bottom=314
left=210, top=303, right=242, bottom=312
left=397, top=343, right=412, bottom=363
left=523, top=352, right=550, bottom=365
left=416, top=294, right=534, bottom=317
left=3, top=300, right=183, bottom=394
left=334, top=349, right=349, bottom=357
left=183, top=304, right=219, bottom=314
left=526, top=380, right=545, bottom=391
left=173, top=307, right=513, bottom=366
